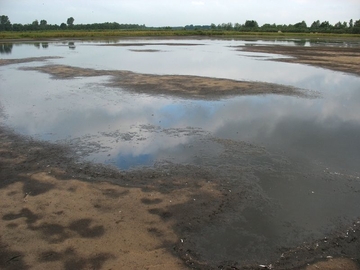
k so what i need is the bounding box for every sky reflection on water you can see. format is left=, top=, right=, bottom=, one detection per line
left=1, top=39, right=360, bottom=172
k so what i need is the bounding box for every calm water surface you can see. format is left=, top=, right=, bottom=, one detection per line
left=1, top=39, right=359, bottom=171
left=1, top=38, right=360, bottom=263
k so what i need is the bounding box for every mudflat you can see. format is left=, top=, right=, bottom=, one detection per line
left=238, top=44, right=360, bottom=76
left=3, top=60, right=308, bottom=98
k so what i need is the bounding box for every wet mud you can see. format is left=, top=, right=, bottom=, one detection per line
left=19, top=64, right=310, bottom=98
left=238, top=45, right=360, bottom=76
left=1, top=125, right=359, bottom=269
left=0, top=56, right=61, bottom=66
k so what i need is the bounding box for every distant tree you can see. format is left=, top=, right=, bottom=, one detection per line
left=225, top=22, right=233, bottom=30
left=40, top=20, right=47, bottom=26
left=294, top=21, right=307, bottom=28
left=354, top=19, right=360, bottom=28
left=261, top=23, right=278, bottom=32
left=319, top=21, right=330, bottom=28
left=67, top=17, right=74, bottom=27
left=12, top=23, right=23, bottom=31
left=60, top=22, right=67, bottom=29
left=31, top=20, right=39, bottom=30
left=210, top=23, right=216, bottom=30
left=353, top=20, right=360, bottom=33
left=349, top=19, right=353, bottom=28
left=234, top=22, right=241, bottom=30
left=310, top=20, right=320, bottom=29
left=244, top=20, right=258, bottom=28
left=0, top=15, right=12, bottom=31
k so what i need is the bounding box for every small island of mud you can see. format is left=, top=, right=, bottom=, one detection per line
left=19, top=64, right=310, bottom=98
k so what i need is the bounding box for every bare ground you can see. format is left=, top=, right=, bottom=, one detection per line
left=1, top=125, right=359, bottom=270
left=18, top=64, right=309, bottom=98
left=238, top=45, right=360, bottom=76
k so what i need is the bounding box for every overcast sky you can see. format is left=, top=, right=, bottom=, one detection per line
left=1, top=0, right=359, bottom=27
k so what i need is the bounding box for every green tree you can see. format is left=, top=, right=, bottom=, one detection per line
left=319, top=21, right=330, bottom=28
left=294, top=21, right=307, bottom=28
left=310, top=20, right=320, bottom=29
left=354, top=19, right=360, bottom=27
left=234, top=22, right=241, bottom=30
left=40, top=20, right=47, bottom=26
left=334, top=21, right=342, bottom=28
left=67, top=17, right=74, bottom=27
left=60, top=22, right=67, bottom=29
left=31, top=20, right=39, bottom=30
left=244, top=20, right=258, bottom=28
left=0, top=15, right=12, bottom=31
left=12, top=23, right=23, bottom=31
left=349, top=19, right=353, bottom=28
left=353, top=19, right=360, bottom=33
left=225, top=22, right=233, bottom=30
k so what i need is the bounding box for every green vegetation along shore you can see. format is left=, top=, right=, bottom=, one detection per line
left=1, top=29, right=360, bottom=40
left=1, top=14, right=360, bottom=40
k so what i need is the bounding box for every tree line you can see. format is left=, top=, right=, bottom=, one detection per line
left=1, top=15, right=360, bottom=34
left=0, top=16, right=145, bottom=31
left=187, top=19, right=360, bottom=33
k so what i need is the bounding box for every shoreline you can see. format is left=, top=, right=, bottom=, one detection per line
left=1, top=31, right=360, bottom=41
left=1, top=125, right=359, bottom=269
left=238, top=44, right=360, bottom=77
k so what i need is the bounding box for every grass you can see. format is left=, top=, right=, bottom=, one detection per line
left=1, top=30, right=360, bottom=40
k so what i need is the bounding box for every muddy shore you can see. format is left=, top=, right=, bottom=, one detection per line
left=1, top=43, right=360, bottom=269
left=238, top=45, right=360, bottom=77
left=1, top=124, right=359, bottom=270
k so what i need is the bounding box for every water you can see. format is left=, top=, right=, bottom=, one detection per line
left=1, top=38, right=360, bottom=264
left=1, top=39, right=359, bottom=171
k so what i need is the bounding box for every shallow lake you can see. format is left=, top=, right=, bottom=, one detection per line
left=1, top=38, right=360, bottom=264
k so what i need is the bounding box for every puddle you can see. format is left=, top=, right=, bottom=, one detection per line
left=1, top=38, right=360, bottom=265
